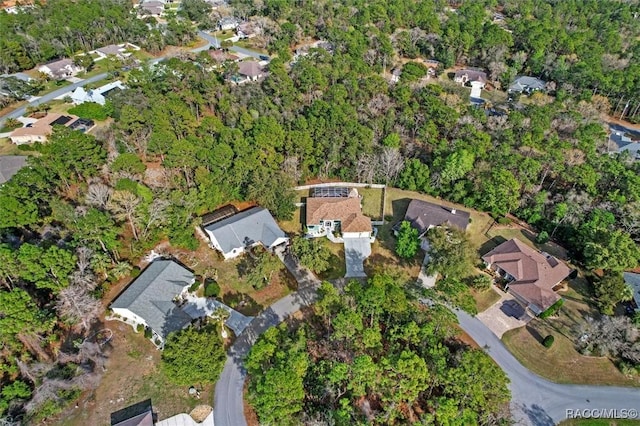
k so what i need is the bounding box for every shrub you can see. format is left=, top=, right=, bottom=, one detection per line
left=536, top=230, right=549, bottom=244
left=136, top=323, right=144, bottom=333
left=205, top=280, right=220, bottom=298
left=144, top=327, right=152, bottom=339
left=470, top=274, right=492, bottom=291
left=539, top=299, right=564, bottom=318
left=542, top=335, right=555, bottom=348
left=68, top=101, right=110, bottom=120
left=189, top=281, right=201, bottom=292
left=497, top=217, right=511, bottom=225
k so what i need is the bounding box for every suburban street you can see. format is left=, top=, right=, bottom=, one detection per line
left=213, top=261, right=640, bottom=426
left=0, top=33, right=266, bottom=126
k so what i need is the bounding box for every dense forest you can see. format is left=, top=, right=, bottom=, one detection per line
left=0, top=0, right=639, bottom=421
left=0, top=0, right=197, bottom=73
left=246, top=278, right=510, bottom=425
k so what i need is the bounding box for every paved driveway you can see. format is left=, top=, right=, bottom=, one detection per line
left=477, top=292, right=533, bottom=338
left=343, top=237, right=371, bottom=278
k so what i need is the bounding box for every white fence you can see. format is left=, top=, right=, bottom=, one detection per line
left=294, top=182, right=386, bottom=190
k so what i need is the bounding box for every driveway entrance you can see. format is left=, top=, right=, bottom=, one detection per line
left=476, top=292, right=533, bottom=338
left=343, top=237, right=371, bottom=278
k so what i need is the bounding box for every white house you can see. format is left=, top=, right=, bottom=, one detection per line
left=70, top=80, right=125, bottom=105
left=203, top=206, right=289, bottom=260
left=110, top=259, right=195, bottom=347
left=38, top=58, right=84, bottom=80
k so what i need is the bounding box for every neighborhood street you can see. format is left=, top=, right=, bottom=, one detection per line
left=213, top=260, right=640, bottom=426
left=0, top=33, right=266, bottom=126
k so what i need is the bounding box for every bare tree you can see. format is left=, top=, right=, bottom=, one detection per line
left=55, top=285, right=102, bottom=331
left=356, top=154, right=377, bottom=183
left=85, top=183, right=112, bottom=209
left=377, top=147, right=404, bottom=184
left=283, top=156, right=302, bottom=184
left=139, top=198, right=170, bottom=240
left=576, top=315, right=640, bottom=364
left=108, top=190, right=141, bottom=241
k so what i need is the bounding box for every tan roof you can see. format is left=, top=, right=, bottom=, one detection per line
left=238, top=61, right=262, bottom=77
left=10, top=113, right=79, bottom=138
left=306, top=197, right=372, bottom=233
left=208, top=49, right=239, bottom=62
left=482, top=238, right=571, bottom=310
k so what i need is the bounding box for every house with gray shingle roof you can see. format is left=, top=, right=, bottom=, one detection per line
left=508, top=76, right=546, bottom=94
left=203, top=206, right=289, bottom=260
left=110, top=259, right=195, bottom=346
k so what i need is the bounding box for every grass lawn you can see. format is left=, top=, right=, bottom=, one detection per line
left=357, top=187, right=384, bottom=220
left=559, top=420, right=640, bottom=426
left=472, top=287, right=502, bottom=312
left=502, top=319, right=639, bottom=387
left=54, top=321, right=213, bottom=426
left=0, top=137, right=36, bottom=156
left=317, top=238, right=346, bottom=280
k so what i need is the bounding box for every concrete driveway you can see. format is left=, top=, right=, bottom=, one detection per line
left=343, top=237, right=371, bottom=278
left=476, top=292, right=533, bottom=338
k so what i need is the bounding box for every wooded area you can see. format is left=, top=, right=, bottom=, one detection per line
left=0, top=0, right=639, bottom=421
left=246, top=277, right=510, bottom=424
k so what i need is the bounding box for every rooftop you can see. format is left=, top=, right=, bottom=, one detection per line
left=306, top=196, right=372, bottom=233
left=238, top=61, right=262, bottom=77
left=482, top=238, right=572, bottom=311
left=10, top=113, right=79, bottom=138
left=110, top=260, right=194, bottom=339
left=203, top=206, right=286, bottom=253
left=402, top=199, right=470, bottom=234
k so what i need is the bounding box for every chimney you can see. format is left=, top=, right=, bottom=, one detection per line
left=451, top=208, right=456, bottom=215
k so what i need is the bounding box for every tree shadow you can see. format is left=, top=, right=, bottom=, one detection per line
left=390, top=198, right=411, bottom=223
left=519, top=403, right=555, bottom=426
left=222, top=291, right=262, bottom=317
left=525, top=323, right=544, bottom=345
left=479, top=235, right=506, bottom=256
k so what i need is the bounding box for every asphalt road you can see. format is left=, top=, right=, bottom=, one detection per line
left=213, top=250, right=321, bottom=426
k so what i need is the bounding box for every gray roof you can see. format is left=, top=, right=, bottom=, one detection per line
left=0, top=156, right=27, bottom=184
left=111, top=260, right=194, bottom=339
left=402, top=199, right=470, bottom=235
left=624, top=272, right=640, bottom=304
left=203, top=207, right=286, bottom=254
left=509, top=76, right=546, bottom=93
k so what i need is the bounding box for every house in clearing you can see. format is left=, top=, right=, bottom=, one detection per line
left=38, top=58, right=84, bottom=80
left=70, top=80, right=126, bottom=105
left=110, top=259, right=195, bottom=347
left=482, top=238, right=572, bottom=315
left=396, top=199, right=470, bottom=249
left=203, top=206, right=289, bottom=260
left=508, top=75, right=546, bottom=95
left=454, top=69, right=487, bottom=88
left=236, top=61, right=264, bottom=82
left=305, top=187, right=372, bottom=239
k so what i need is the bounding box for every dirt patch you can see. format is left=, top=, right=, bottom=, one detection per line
left=52, top=320, right=212, bottom=426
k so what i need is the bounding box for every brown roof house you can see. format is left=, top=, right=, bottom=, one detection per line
left=38, top=58, right=84, bottom=80
left=208, top=49, right=240, bottom=64
left=305, top=187, right=374, bottom=277
left=236, top=61, right=264, bottom=82
left=9, top=113, right=86, bottom=145
left=454, top=68, right=487, bottom=88
left=305, top=188, right=372, bottom=239
left=482, top=238, right=572, bottom=315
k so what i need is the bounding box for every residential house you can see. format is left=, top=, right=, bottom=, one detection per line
left=94, top=43, right=138, bottom=61
left=508, top=76, right=546, bottom=94
left=218, top=16, right=240, bottom=31
left=207, top=49, right=240, bottom=63
left=236, top=21, right=260, bottom=39
left=306, top=188, right=372, bottom=239
left=110, top=259, right=195, bottom=346
left=111, top=399, right=155, bottom=426
left=624, top=272, right=640, bottom=312
left=0, top=155, right=27, bottom=184
left=9, top=113, right=91, bottom=144
left=482, top=238, right=572, bottom=315
left=203, top=206, right=289, bottom=260
left=608, top=128, right=640, bottom=160
left=38, top=58, right=84, bottom=80
left=70, top=80, right=126, bottom=105
left=138, top=1, right=165, bottom=17
left=454, top=69, right=487, bottom=88
left=397, top=199, right=470, bottom=248
left=236, top=61, right=264, bottom=82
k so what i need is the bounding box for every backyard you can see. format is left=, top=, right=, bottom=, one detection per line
left=51, top=320, right=213, bottom=426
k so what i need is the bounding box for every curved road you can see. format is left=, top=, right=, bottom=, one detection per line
left=214, top=255, right=640, bottom=426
